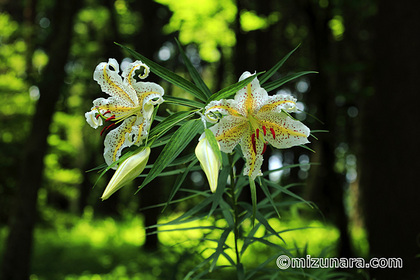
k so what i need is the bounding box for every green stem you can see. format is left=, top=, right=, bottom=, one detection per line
left=228, top=154, right=242, bottom=278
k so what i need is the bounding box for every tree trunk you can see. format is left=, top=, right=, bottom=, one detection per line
left=0, top=1, right=82, bottom=279
left=359, top=1, right=420, bottom=279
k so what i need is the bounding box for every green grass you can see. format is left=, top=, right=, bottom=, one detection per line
left=0, top=208, right=361, bottom=280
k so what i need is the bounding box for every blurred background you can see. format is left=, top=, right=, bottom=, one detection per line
left=0, top=0, right=419, bottom=279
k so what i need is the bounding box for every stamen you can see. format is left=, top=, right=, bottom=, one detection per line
left=256, top=128, right=260, bottom=139
left=251, top=133, right=257, bottom=154
left=261, top=143, right=267, bottom=155
left=100, top=126, right=107, bottom=136
left=105, top=115, right=116, bottom=122
left=103, top=110, right=111, bottom=115
left=262, top=126, right=267, bottom=136
left=95, top=114, right=100, bottom=119
left=100, top=123, right=116, bottom=136
left=270, top=128, right=276, bottom=139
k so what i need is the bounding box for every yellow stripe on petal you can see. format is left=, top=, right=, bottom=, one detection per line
left=258, top=100, right=296, bottom=113
left=206, top=105, right=242, bottom=117
left=103, top=65, right=134, bottom=104
left=259, top=112, right=310, bottom=149
left=104, top=117, right=137, bottom=168
left=244, top=83, right=255, bottom=113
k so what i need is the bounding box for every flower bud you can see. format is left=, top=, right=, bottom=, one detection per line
left=101, top=147, right=151, bottom=200
left=195, top=137, right=221, bottom=193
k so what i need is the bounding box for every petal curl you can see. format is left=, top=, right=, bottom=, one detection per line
left=204, top=99, right=243, bottom=122
left=85, top=110, right=103, bottom=129
left=209, top=115, right=248, bottom=153
left=103, top=116, right=145, bottom=168
left=234, top=71, right=268, bottom=115
left=122, top=60, right=150, bottom=88
left=258, top=94, right=297, bottom=114
left=257, top=111, right=310, bottom=149
left=134, top=82, right=165, bottom=120
left=93, top=58, right=138, bottom=106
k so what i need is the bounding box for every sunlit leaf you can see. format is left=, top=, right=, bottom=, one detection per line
left=209, top=227, right=231, bottom=272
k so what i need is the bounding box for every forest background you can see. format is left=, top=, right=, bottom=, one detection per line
left=0, top=0, right=419, bottom=279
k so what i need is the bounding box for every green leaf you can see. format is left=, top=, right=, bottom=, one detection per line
left=204, top=129, right=222, bottom=163
left=208, top=72, right=263, bottom=102
left=176, top=38, right=212, bottom=98
left=263, top=71, right=318, bottom=92
left=116, top=43, right=207, bottom=102
left=138, top=119, right=203, bottom=190
left=162, top=158, right=198, bottom=213
left=164, top=95, right=204, bottom=108
left=263, top=178, right=313, bottom=208
left=148, top=110, right=195, bottom=141
left=209, top=227, right=232, bottom=272
left=259, top=177, right=281, bottom=219
left=259, top=44, right=301, bottom=84
left=249, top=179, right=257, bottom=227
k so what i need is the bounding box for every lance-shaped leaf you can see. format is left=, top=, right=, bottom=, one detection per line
left=148, top=110, right=195, bottom=141
left=259, top=44, right=300, bottom=84
left=164, top=95, right=204, bottom=109
left=263, top=71, right=318, bottom=92
left=138, top=119, right=203, bottom=190
left=176, top=38, right=212, bottom=99
left=116, top=43, right=207, bottom=102
left=207, top=72, right=262, bottom=102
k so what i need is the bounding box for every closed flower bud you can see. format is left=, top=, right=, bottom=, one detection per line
left=101, top=147, right=151, bottom=200
left=195, top=137, right=221, bottom=193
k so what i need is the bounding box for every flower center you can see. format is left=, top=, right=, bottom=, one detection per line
left=248, top=114, right=276, bottom=155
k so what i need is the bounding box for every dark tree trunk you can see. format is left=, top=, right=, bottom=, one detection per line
left=0, top=1, right=82, bottom=279
left=131, top=0, right=170, bottom=251
left=359, top=1, right=420, bottom=279
left=303, top=0, right=353, bottom=258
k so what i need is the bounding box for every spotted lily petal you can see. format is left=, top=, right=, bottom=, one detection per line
left=86, top=59, right=164, bottom=168
left=101, top=147, right=151, bottom=200
left=209, top=115, right=248, bottom=153
left=205, top=71, right=310, bottom=180
left=93, top=58, right=138, bottom=106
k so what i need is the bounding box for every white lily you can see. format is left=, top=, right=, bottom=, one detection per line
left=205, top=71, right=310, bottom=180
left=101, top=147, right=151, bottom=200
left=85, top=58, right=164, bottom=168
left=195, top=136, right=221, bottom=193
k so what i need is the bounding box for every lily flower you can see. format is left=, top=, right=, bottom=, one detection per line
left=101, top=147, right=151, bottom=200
left=85, top=59, right=164, bottom=168
left=195, top=135, right=222, bottom=193
left=205, top=71, right=310, bottom=180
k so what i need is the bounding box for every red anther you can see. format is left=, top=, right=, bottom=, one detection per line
left=105, top=115, right=116, bottom=122
left=103, top=110, right=111, bottom=115
left=95, top=114, right=100, bottom=119
left=251, top=133, right=257, bottom=154
left=262, top=126, right=267, bottom=136
left=100, top=123, right=116, bottom=136
left=107, top=123, right=116, bottom=130
left=256, top=128, right=260, bottom=139
left=100, top=126, right=107, bottom=136
left=261, top=143, right=267, bottom=155
left=270, top=128, right=276, bottom=139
